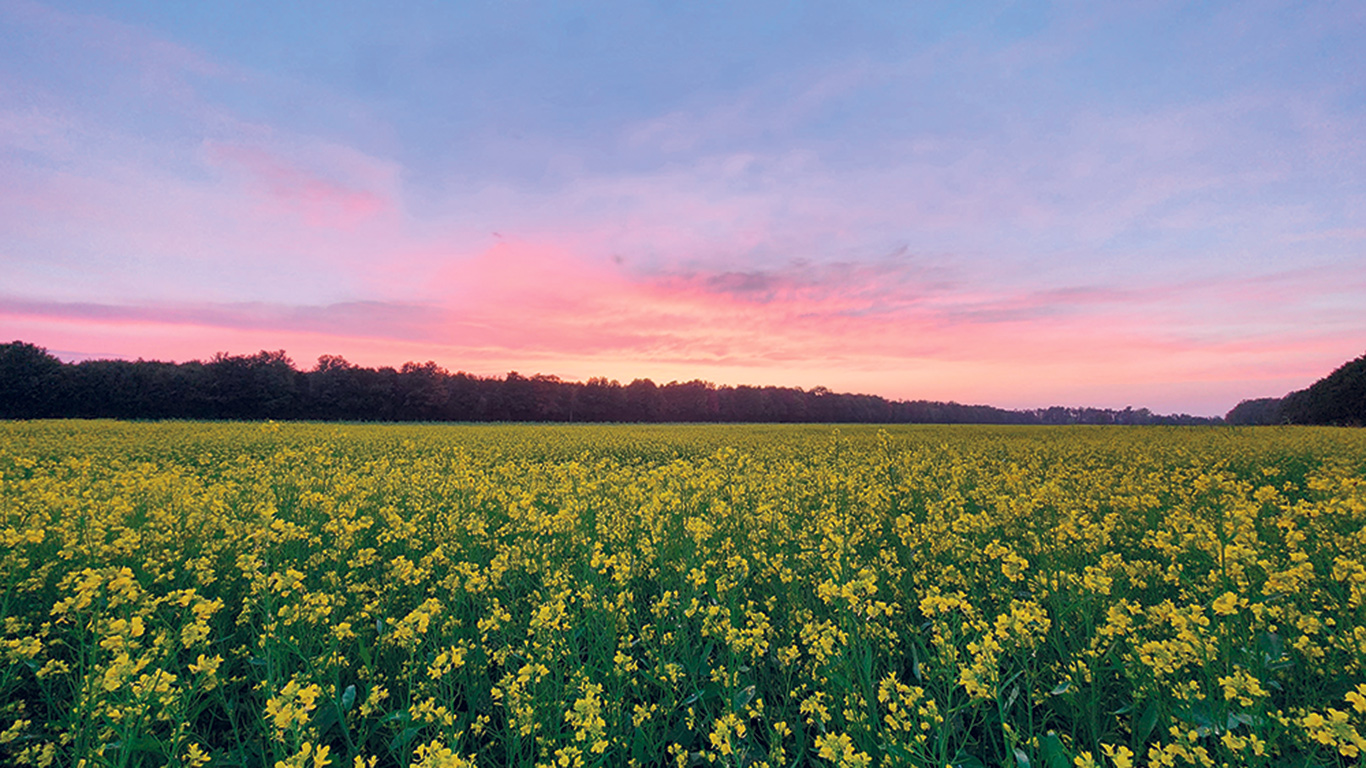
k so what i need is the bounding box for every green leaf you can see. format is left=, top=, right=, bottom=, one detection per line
left=1227, top=711, right=1264, bottom=730
left=312, top=701, right=340, bottom=737
left=1135, top=698, right=1161, bottom=745
left=631, top=727, right=652, bottom=765
left=1004, top=684, right=1020, bottom=711
left=341, top=683, right=357, bottom=711
left=733, top=684, right=756, bottom=711
left=1040, top=732, right=1071, bottom=768
left=389, top=726, right=422, bottom=757
left=950, top=753, right=988, bottom=768
left=683, top=681, right=723, bottom=707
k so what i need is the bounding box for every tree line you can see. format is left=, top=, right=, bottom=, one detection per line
left=1, top=341, right=1219, bottom=424
left=1225, top=351, right=1366, bottom=426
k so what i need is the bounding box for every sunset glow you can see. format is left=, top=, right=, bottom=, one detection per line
left=3, top=1, right=1363, bottom=415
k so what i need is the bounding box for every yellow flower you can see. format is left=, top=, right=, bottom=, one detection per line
left=0, top=720, right=30, bottom=744
left=274, top=742, right=330, bottom=768
left=264, top=681, right=322, bottom=737
left=1347, top=685, right=1366, bottom=714
left=1211, top=592, right=1241, bottom=616
left=412, top=740, right=474, bottom=768
left=184, top=743, right=210, bottom=767
left=814, top=732, right=872, bottom=768
left=1101, top=744, right=1134, bottom=768
left=189, top=654, right=222, bottom=676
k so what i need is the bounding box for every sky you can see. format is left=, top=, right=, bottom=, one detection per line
left=2, top=1, right=1364, bottom=416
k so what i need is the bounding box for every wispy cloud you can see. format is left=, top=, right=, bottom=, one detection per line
left=0, top=297, right=441, bottom=340
left=204, top=142, right=391, bottom=229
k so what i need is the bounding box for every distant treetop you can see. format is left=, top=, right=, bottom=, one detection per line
left=0, top=340, right=1220, bottom=424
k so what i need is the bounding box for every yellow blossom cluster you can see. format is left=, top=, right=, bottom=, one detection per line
left=1, top=421, right=1365, bottom=767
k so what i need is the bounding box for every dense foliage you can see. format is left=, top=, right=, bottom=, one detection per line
left=0, top=341, right=1215, bottom=424
left=1280, top=355, right=1366, bottom=427
left=3, top=422, right=1365, bottom=767
left=1226, top=353, right=1366, bottom=427
left=1224, top=399, right=1286, bottom=427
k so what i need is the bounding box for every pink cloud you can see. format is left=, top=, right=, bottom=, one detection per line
left=301, top=241, right=1356, bottom=416
left=1, top=0, right=235, bottom=114
left=6, top=260, right=1361, bottom=417
left=205, top=142, right=390, bottom=229
left=0, top=297, right=442, bottom=341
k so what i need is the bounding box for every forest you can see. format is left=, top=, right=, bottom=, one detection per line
left=0, top=341, right=1220, bottom=424
left=1225, top=352, right=1366, bottom=426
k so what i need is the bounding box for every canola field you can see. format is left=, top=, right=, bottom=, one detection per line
left=2, top=421, right=1366, bottom=768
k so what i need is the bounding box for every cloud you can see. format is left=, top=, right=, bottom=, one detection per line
left=1, top=0, right=226, bottom=79
left=204, top=141, right=391, bottom=228
left=4, top=251, right=1362, bottom=416
left=0, top=297, right=444, bottom=342
left=644, top=257, right=955, bottom=308
left=3, top=1, right=1364, bottom=416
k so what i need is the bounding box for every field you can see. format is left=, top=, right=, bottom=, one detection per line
left=2, top=422, right=1365, bottom=768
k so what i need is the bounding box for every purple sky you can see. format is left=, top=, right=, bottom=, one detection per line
left=2, top=1, right=1364, bottom=415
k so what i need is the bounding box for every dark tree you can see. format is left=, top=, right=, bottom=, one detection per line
left=0, top=341, right=65, bottom=418
left=622, top=379, right=662, bottom=422
left=308, top=355, right=367, bottom=420
left=65, top=359, right=207, bottom=419
left=660, top=380, right=718, bottom=421
left=1278, top=352, right=1366, bottom=426
left=0, top=339, right=1228, bottom=425
left=577, top=377, right=625, bottom=422
left=397, top=361, right=451, bottom=421
left=1225, top=397, right=1285, bottom=426
left=204, top=350, right=301, bottom=419
left=496, top=372, right=537, bottom=421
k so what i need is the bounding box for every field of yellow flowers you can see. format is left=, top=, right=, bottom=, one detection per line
left=2, top=421, right=1365, bottom=768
